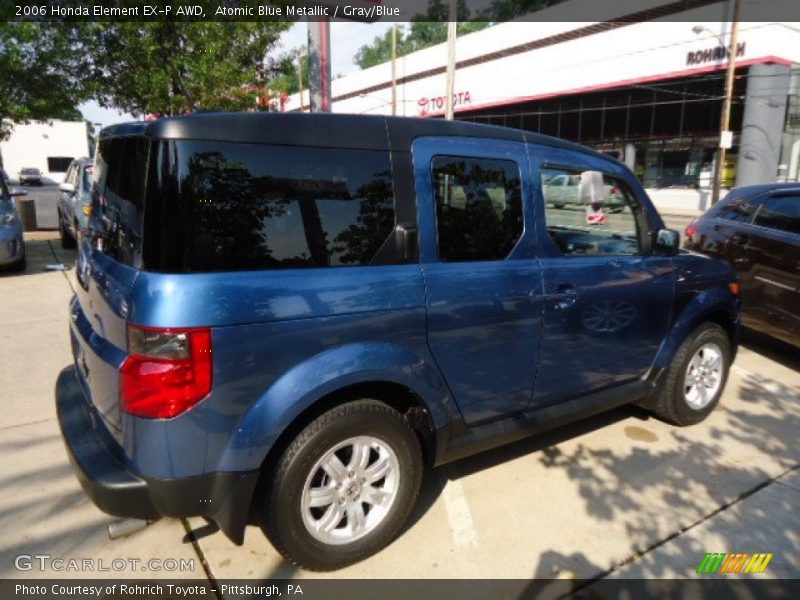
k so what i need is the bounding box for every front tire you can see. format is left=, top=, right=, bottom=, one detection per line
left=257, top=399, right=423, bottom=571
left=650, top=322, right=731, bottom=426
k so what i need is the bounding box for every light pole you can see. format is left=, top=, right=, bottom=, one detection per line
left=297, top=51, right=306, bottom=113
left=444, top=0, right=458, bottom=120
left=391, top=24, right=398, bottom=116
left=693, top=0, right=741, bottom=204
left=308, top=20, right=332, bottom=113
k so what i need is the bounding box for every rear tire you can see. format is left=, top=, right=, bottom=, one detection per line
left=257, top=399, right=423, bottom=571
left=650, top=322, right=731, bottom=426
left=59, top=213, right=76, bottom=249
left=10, top=254, right=26, bottom=273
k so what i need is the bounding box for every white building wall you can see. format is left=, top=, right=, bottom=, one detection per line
left=284, top=11, right=800, bottom=118
left=0, top=120, right=89, bottom=184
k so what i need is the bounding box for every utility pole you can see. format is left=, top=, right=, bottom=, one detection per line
left=391, top=24, right=398, bottom=116
left=444, top=0, right=457, bottom=120
left=712, top=0, right=741, bottom=204
left=308, top=19, right=332, bottom=113
left=297, top=52, right=304, bottom=112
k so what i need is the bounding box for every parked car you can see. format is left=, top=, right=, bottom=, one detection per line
left=18, top=167, right=42, bottom=186
left=542, top=170, right=626, bottom=212
left=0, top=178, right=26, bottom=272
left=684, top=183, right=799, bottom=347
left=57, top=113, right=739, bottom=571
left=57, top=157, right=94, bottom=248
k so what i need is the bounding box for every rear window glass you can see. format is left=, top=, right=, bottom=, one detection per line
left=716, top=196, right=757, bottom=222
left=92, top=136, right=150, bottom=266
left=142, top=141, right=396, bottom=272
left=47, top=157, right=73, bottom=173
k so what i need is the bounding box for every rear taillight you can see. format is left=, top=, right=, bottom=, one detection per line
left=685, top=220, right=698, bottom=240
left=120, top=325, right=212, bottom=419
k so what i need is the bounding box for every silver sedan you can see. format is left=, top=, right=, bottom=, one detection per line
left=0, top=182, right=26, bottom=272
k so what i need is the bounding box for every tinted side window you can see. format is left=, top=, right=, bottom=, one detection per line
left=105, top=138, right=148, bottom=210
left=143, top=141, right=396, bottom=272
left=541, top=167, right=642, bottom=256
left=92, top=136, right=150, bottom=266
left=753, top=195, right=800, bottom=235
left=717, top=197, right=757, bottom=222
left=433, top=156, right=523, bottom=262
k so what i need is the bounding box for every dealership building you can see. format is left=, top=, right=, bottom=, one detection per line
left=0, top=120, right=90, bottom=185
left=285, top=2, right=800, bottom=199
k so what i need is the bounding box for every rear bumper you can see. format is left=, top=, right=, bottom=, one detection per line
left=55, top=366, right=259, bottom=544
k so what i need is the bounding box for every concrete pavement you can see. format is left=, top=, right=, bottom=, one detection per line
left=608, top=468, right=800, bottom=579
left=0, top=233, right=203, bottom=579
left=189, top=341, right=800, bottom=580
left=0, top=231, right=797, bottom=585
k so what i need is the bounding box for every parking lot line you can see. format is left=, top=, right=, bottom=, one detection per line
left=441, top=476, right=480, bottom=550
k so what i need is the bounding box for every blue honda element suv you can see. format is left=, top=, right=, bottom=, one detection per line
left=57, top=113, right=739, bottom=570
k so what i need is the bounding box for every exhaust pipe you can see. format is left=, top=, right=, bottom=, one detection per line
left=107, top=518, right=156, bottom=540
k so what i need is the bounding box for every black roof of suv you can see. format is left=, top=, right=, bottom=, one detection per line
left=101, top=112, right=618, bottom=163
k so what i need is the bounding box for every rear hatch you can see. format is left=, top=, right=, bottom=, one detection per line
left=70, top=134, right=149, bottom=439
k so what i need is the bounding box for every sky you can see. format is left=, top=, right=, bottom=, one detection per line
left=78, top=20, right=397, bottom=129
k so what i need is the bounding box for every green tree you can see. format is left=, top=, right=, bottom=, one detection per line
left=353, top=0, right=569, bottom=70
left=354, top=21, right=491, bottom=70
left=0, top=23, right=92, bottom=138
left=265, top=49, right=311, bottom=96
left=480, top=0, right=564, bottom=21
left=87, top=22, right=290, bottom=117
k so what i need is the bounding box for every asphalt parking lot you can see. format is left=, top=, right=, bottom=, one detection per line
left=16, top=184, right=60, bottom=230
left=1, top=230, right=798, bottom=585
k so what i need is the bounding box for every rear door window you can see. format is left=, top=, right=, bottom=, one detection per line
left=432, top=156, right=523, bottom=262
left=753, top=195, right=800, bottom=235
left=143, top=141, right=397, bottom=272
left=716, top=197, right=758, bottom=223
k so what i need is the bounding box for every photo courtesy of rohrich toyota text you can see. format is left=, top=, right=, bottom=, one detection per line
left=1, top=0, right=799, bottom=598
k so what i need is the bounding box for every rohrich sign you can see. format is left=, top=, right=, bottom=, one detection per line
left=686, top=42, right=746, bottom=66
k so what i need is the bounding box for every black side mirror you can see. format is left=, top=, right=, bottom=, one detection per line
left=654, top=228, right=680, bottom=256
left=395, top=222, right=418, bottom=262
